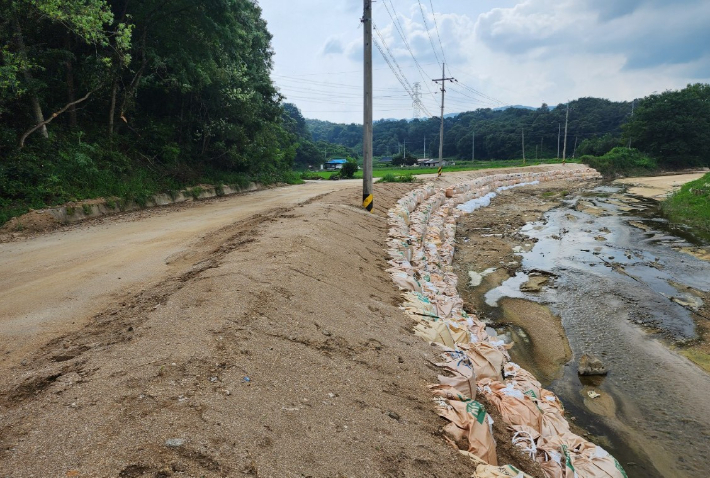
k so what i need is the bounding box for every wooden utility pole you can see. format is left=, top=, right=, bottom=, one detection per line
left=433, top=63, right=454, bottom=173
left=362, top=0, right=373, bottom=212
left=557, top=123, right=561, bottom=159
left=562, top=104, right=569, bottom=164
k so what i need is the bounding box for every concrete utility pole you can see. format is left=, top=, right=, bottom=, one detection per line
left=433, top=63, right=454, bottom=171
left=557, top=123, right=561, bottom=159
left=573, top=136, right=578, bottom=158
left=423, top=136, right=426, bottom=159
left=562, top=104, right=569, bottom=164
left=403, top=139, right=406, bottom=159
left=471, top=130, right=475, bottom=161
left=628, top=99, right=634, bottom=149
left=522, top=129, right=526, bottom=165
left=362, top=0, right=373, bottom=212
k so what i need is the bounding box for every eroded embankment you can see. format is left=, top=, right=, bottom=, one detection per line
left=386, top=167, right=630, bottom=477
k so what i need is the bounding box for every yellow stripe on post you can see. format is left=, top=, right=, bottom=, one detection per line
left=437, top=166, right=442, bottom=177
left=363, top=194, right=373, bottom=212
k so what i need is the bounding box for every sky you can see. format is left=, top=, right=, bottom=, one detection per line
left=258, top=0, right=710, bottom=124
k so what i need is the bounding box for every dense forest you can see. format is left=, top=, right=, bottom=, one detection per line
left=291, top=84, right=710, bottom=173
left=0, top=0, right=296, bottom=223
left=302, top=98, right=634, bottom=162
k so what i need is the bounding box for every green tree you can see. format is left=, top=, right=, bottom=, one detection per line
left=624, top=84, right=710, bottom=168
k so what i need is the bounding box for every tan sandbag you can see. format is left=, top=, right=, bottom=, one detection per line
left=538, top=399, right=570, bottom=438
left=504, top=363, right=542, bottom=399
left=465, top=342, right=506, bottom=382
left=569, top=440, right=628, bottom=478
left=430, top=384, right=472, bottom=402
left=437, top=398, right=498, bottom=465
left=536, top=433, right=586, bottom=478
left=415, top=320, right=469, bottom=348
left=391, top=271, right=421, bottom=292
left=474, top=463, right=534, bottom=478
left=478, top=379, right=542, bottom=432
left=435, top=348, right=477, bottom=399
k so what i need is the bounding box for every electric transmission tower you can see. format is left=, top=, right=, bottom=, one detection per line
left=412, top=82, right=423, bottom=118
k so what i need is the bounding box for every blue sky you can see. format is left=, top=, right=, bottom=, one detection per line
left=258, top=0, right=710, bottom=124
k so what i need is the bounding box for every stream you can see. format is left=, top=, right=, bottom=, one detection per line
left=478, top=185, right=710, bottom=477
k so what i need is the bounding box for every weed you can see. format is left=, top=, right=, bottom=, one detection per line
left=14, top=221, right=24, bottom=231
left=190, top=186, right=203, bottom=200
left=66, top=206, right=75, bottom=216
left=82, top=204, right=92, bottom=215
left=377, top=173, right=417, bottom=183
left=105, top=199, right=116, bottom=209
left=215, top=185, right=225, bottom=196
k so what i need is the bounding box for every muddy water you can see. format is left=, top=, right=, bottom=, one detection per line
left=477, top=185, right=710, bottom=477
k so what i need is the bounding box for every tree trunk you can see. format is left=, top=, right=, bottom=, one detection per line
left=64, top=34, right=77, bottom=128
left=15, top=20, right=48, bottom=139
left=109, top=80, right=118, bottom=135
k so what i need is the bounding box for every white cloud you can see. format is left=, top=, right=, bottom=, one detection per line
left=258, top=0, right=710, bottom=123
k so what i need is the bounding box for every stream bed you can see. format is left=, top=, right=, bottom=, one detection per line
left=466, top=184, right=710, bottom=477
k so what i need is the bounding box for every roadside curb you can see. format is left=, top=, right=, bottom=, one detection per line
left=1, top=182, right=266, bottom=236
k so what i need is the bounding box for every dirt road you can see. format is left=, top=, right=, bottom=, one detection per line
left=0, top=180, right=358, bottom=366
left=1, top=172, right=497, bottom=477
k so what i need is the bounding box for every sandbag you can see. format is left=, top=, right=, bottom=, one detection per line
left=436, top=398, right=498, bottom=465
left=475, top=464, right=534, bottom=478
left=478, top=379, right=542, bottom=432
left=465, top=342, right=507, bottom=382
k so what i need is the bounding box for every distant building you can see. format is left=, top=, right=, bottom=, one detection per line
left=417, top=158, right=448, bottom=167
left=323, top=159, right=347, bottom=171
left=379, top=156, right=393, bottom=164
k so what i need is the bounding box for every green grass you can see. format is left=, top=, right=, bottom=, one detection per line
left=661, top=172, right=710, bottom=236
left=302, top=157, right=579, bottom=180
left=377, top=172, right=417, bottom=183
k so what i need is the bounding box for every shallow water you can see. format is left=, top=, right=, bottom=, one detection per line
left=484, top=185, right=710, bottom=477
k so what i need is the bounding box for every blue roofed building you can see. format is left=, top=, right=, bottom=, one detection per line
left=323, top=159, right=347, bottom=171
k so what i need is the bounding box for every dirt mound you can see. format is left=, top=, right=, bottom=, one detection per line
left=0, top=209, right=60, bottom=236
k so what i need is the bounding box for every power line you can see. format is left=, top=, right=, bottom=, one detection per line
left=379, top=0, right=438, bottom=101
left=373, top=26, right=435, bottom=117
left=428, top=0, right=447, bottom=65
left=417, top=0, right=441, bottom=68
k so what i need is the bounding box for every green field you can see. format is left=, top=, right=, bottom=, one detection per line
left=302, top=158, right=580, bottom=180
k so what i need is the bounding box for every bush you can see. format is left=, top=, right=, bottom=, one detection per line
left=581, top=147, right=657, bottom=178
left=377, top=172, right=417, bottom=183
left=339, top=159, right=359, bottom=179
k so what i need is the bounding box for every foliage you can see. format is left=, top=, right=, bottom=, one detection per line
left=577, top=133, right=622, bottom=157
left=1, top=0, right=296, bottom=225
left=661, top=173, right=710, bottom=237
left=392, top=151, right=417, bottom=166
left=339, top=158, right=358, bottom=179
left=580, top=147, right=657, bottom=178
left=377, top=172, right=416, bottom=183
left=306, top=98, right=633, bottom=161
left=624, top=84, right=710, bottom=169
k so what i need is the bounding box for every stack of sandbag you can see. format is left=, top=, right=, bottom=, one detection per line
left=385, top=166, right=626, bottom=478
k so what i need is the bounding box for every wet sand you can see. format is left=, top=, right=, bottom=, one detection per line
left=615, top=172, right=707, bottom=199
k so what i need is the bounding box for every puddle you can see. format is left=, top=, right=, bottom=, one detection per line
left=460, top=184, right=710, bottom=477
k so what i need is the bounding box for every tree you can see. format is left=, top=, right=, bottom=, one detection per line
left=624, top=84, right=710, bottom=168
left=339, top=158, right=358, bottom=178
